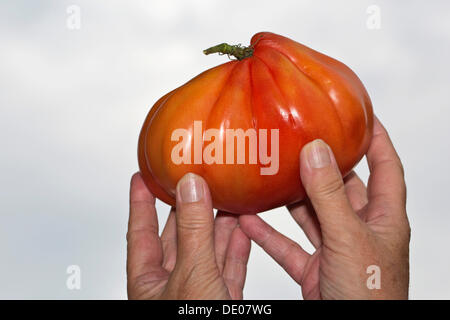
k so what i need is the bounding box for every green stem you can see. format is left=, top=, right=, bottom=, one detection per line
left=203, top=43, right=254, bottom=61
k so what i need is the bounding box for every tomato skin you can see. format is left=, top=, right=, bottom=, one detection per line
left=138, top=32, right=373, bottom=214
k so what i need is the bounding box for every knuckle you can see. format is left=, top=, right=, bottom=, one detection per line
left=258, top=224, right=274, bottom=248
left=177, top=204, right=213, bottom=232
left=294, top=211, right=309, bottom=226
left=402, top=218, right=411, bottom=242
left=312, top=174, right=345, bottom=199
left=396, top=158, right=405, bottom=177
left=126, top=226, right=158, bottom=243
left=378, top=158, right=405, bottom=177
left=177, top=219, right=209, bottom=232
left=283, top=242, right=301, bottom=261
left=215, top=214, right=237, bottom=228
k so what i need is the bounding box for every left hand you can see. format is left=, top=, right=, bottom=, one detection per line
left=127, top=172, right=251, bottom=300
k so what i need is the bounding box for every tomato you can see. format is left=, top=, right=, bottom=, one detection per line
left=138, top=32, right=373, bottom=214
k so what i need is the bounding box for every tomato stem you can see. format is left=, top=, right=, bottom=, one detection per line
left=203, top=43, right=254, bottom=61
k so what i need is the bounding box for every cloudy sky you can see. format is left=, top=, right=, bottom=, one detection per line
left=1, top=0, right=449, bottom=299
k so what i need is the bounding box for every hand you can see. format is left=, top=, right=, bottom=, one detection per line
left=127, top=173, right=251, bottom=299
left=239, top=117, right=410, bottom=299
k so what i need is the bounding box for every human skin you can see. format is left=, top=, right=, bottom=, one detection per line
left=239, top=117, right=410, bottom=299
left=127, top=172, right=251, bottom=299
left=127, top=117, right=410, bottom=300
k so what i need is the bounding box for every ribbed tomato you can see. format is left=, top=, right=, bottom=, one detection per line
left=138, top=32, right=373, bottom=214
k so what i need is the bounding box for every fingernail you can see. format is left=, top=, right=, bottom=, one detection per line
left=177, top=173, right=203, bottom=203
left=306, top=139, right=331, bottom=168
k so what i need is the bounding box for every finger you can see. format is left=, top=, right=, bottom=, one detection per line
left=300, top=140, right=362, bottom=247
left=223, top=227, right=251, bottom=300
left=239, top=214, right=310, bottom=285
left=174, top=173, right=216, bottom=268
left=366, top=117, right=406, bottom=214
left=343, top=171, right=368, bottom=213
left=127, top=172, right=164, bottom=281
left=161, top=208, right=177, bottom=272
left=287, top=201, right=322, bottom=248
left=214, top=211, right=239, bottom=273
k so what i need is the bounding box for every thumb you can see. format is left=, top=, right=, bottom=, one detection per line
left=300, top=139, right=361, bottom=245
left=174, top=173, right=216, bottom=266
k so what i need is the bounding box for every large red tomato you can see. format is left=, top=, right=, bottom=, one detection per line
left=138, top=32, right=373, bottom=214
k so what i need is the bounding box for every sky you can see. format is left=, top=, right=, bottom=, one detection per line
left=0, top=0, right=450, bottom=299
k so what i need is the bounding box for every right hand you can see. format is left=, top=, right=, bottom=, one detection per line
left=239, top=117, right=411, bottom=299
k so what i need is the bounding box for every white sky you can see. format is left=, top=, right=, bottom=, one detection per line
left=1, top=0, right=449, bottom=299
